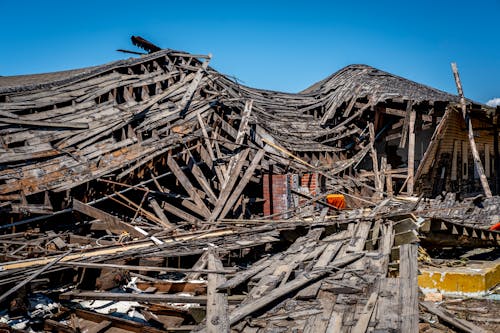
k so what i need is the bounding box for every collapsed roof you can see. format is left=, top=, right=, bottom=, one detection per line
left=0, top=39, right=499, bottom=333
left=1, top=45, right=486, bottom=215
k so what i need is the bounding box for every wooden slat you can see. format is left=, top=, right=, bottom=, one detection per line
left=209, top=148, right=250, bottom=221
left=218, top=149, right=265, bottom=219
left=203, top=249, right=229, bottom=333
left=399, top=243, right=418, bottom=333
left=167, top=154, right=211, bottom=218
left=73, top=199, right=143, bottom=238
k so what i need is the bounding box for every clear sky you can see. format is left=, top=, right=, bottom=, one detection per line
left=1, top=0, right=499, bottom=104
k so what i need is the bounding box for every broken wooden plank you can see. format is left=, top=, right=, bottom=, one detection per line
left=203, top=249, right=229, bottom=333
left=399, top=243, right=418, bottom=333
left=228, top=252, right=364, bottom=325
left=167, top=154, right=211, bottom=218
left=73, top=199, right=144, bottom=238
left=420, top=301, right=486, bottom=333
left=59, top=290, right=245, bottom=304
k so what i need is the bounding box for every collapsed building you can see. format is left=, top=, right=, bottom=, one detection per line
left=0, top=38, right=499, bottom=332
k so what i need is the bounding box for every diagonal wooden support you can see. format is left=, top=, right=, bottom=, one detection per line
left=451, top=62, right=492, bottom=197
left=180, top=55, right=211, bottom=116
left=223, top=100, right=254, bottom=188
left=167, top=154, right=211, bottom=218
left=219, top=149, right=265, bottom=219
left=209, top=148, right=250, bottom=222
left=73, top=199, right=144, bottom=238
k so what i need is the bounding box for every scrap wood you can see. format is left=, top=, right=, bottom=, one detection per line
left=0, top=228, right=237, bottom=271
left=59, top=290, right=246, bottom=304
left=201, top=248, right=229, bottom=333
left=58, top=261, right=236, bottom=274
left=420, top=301, right=486, bottom=333
left=0, top=249, right=71, bottom=304
left=228, top=252, right=364, bottom=325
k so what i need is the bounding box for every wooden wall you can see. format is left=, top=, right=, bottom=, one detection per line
left=418, top=110, right=497, bottom=196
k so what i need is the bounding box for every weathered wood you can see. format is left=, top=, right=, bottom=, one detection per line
left=228, top=252, right=364, bottom=325
left=148, top=198, right=176, bottom=229
left=217, top=256, right=271, bottom=291
left=209, top=148, right=250, bottom=221
left=73, top=199, right=144, bottom=238
left=399, top=100, right=413, bottom=149
left=185, top=251, right=209, bottom=281
left=407, top=109, right=416, bottom=195
left=368, top=123, right=383, bottom=196
left=351, top=291, right=378, bottom=333
left=59, top=261, right=236, bottom=274
left=218, top=149, right=265, bottom=219
left=451, top=62, right=492, bottom=197
left=59, top=290, right=245, bottom=304
left=161, top=200, right=203, bottom=225
left=203, top=249, right=229, bottom=333
left=399, top=243, right=418, bottom=333
left=420, top=301, right=486, bottom=333
left=0, top=249, right=71, bottom=303
left=0, top=117, right=89, bottom=129
left=167, top=154, right=211, bottom=218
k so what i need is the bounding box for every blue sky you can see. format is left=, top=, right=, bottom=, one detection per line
left=1, top=0, right=499, bottom=104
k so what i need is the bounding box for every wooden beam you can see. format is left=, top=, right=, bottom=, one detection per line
left=0, top=117, right=89, bottom=129
left=73, top=199, right=144, bottom=238
left=228, top=252, right=364, bottom=325
left=0, top=250, right=71, bottom=303
left=167, top=154, right=211, bottom=218
left=407, top=109, right=416, bottom=195
left=59, top=290, right=245, bottom=305
left=399, top=101, right=413, bottom=149
left=179, top=55, right=211, bottom=115
left=399, top=243, right=418, bottom=333
left=203, top=249, right=229, bottom=333
left=451, top=63, right=492, bottom=197
left=218, top=149, right=265, bottom=220
left=148, top=198, right=176, bottom=229
left=59, top=261, right=236, bottom=274
left=185, top=148, right=217, bottom=204
left=369, top=123, right=383, bottom=196
left=209, top=148, right=250, bottom=222
left=161, top=200, right=202, bottom=225
left=420, top=301, right=486, bottom=333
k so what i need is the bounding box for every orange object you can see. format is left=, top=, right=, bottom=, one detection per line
left=489, top=222, right=500, bottom=231
left=326, top=194, right=346, bottom=209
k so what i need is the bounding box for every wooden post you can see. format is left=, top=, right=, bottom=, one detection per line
left=451, top=63, right=492, bottom=197
left=399, top=243, right=418, bottom=333
left=386, top=164, right=393, bottom=197
left=369, top=123, right=383, bottom=197
left=204, top=249, right=229, bottom=333
left=407, top=109, right=416, bottom=195
left=494, top=108, right=500, bottom=195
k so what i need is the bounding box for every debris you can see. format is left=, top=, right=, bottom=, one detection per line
left=0, top=38, right=498, bottom=332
